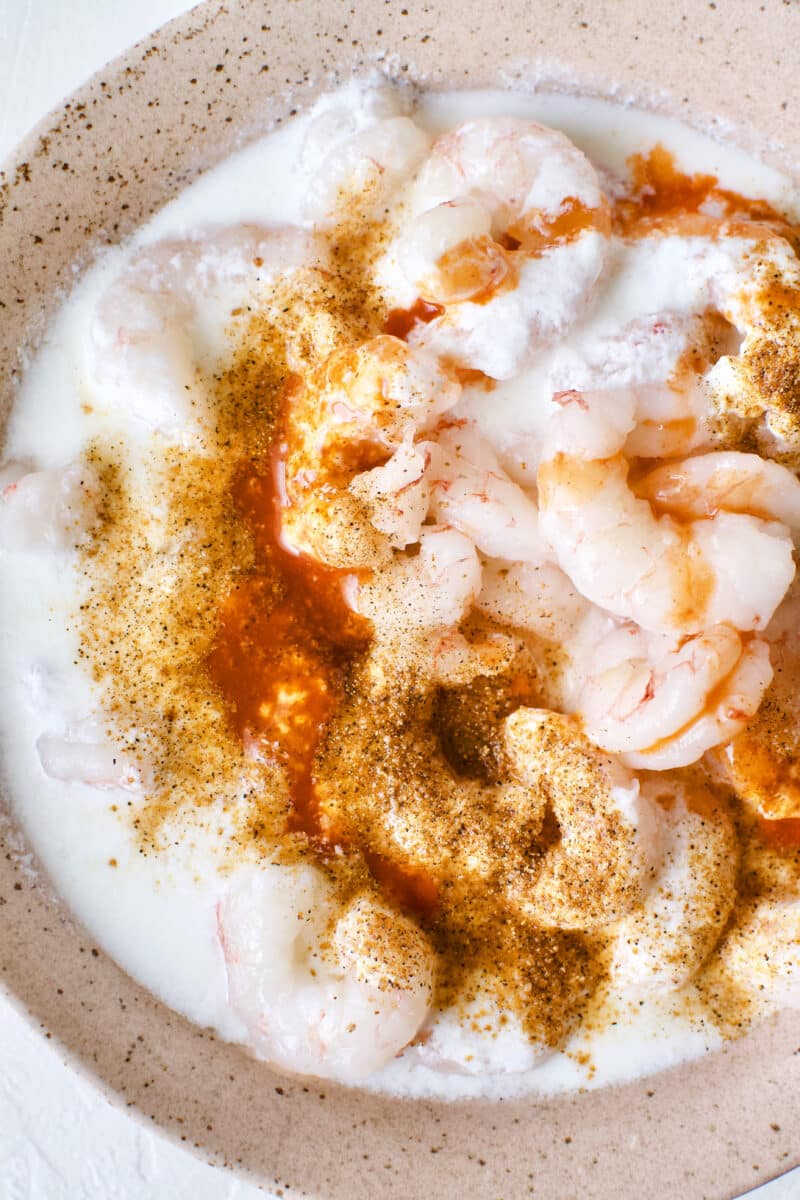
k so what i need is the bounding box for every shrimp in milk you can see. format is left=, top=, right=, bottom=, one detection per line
left=502, top=709, right=661, bottom=930
left=703, top=235, right=800, bottom=463
left=382, top=118, right=611, bottom=378
left=712, top=580, right=800, bottom=818
left=90, top=226, right=329, bottom=440
left=301, top=90, right=431, bottom=226
left=551, top=311, right=742, bottom=460
left=538, top=387, right=796, bottom=636
left=476, top=558, right=588, bottom=645
left=0, top=461, right=99, bottom=553
left=570, top=614, right=773, bottom=770
left=715, top=893, right=800, bottom=1014
left=427, top=421, right=546, bottom=562
left=36, top=718, right=146, bottom=792
left=219, top=863, right=435, bottom=1082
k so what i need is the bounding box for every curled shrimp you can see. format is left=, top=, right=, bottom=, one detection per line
left=218, top=863, right=435, bottom=1082
left=608, top=779, right=738, bottom=993
left=381, top=118, right=610, bottom=379
left=572, top=617, right=773, bottom=770
left=634, top=450, right=800, bottom=532
left=302, top=90, right=430, bottom=226
left=0, top=461, right=99, bottom=553
left=90, top=225, right=328, bottom=440
left=538, top=388, right=796, bottom=635
left=280, top=335, right=460, bottom=568
left=349, top=524, right=520, bottom=690
left=314, top=638, right=546, bottom=910
left=502, top=709, right=661, bottom=930
left=427, top=422, right=546, bottom=562
left=346, top=437, right=433, bottom=551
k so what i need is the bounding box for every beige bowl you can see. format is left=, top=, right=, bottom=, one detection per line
left=2, top=1, right=800, bottom=1195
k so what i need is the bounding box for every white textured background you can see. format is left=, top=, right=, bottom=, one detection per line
left=0, top=2, right=798, bottom=1197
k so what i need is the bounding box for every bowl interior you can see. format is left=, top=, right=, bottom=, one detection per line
left=2, top=1, right=800, bottom=1196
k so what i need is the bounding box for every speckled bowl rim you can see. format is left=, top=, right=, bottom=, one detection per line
left=2, top=2, right=800, bottom=1197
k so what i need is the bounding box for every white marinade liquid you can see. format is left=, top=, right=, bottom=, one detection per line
left=0, top=85, right=795, bottom=1099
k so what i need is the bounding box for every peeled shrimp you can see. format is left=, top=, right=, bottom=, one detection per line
left=502, top=709, right=660, bottom=930
left=90, top=226, right=328, bottom=439
left=427, top=422, right=546, bottom=562
left=634, top=450, right=800, bottom=533
left=36, top=719, right=146, bottom=791
left=281, top=335, right=459, bottom=568
left=382, top=118, right=610, bottom=378
left=538, top=388, right=796, bottom=635
left=218, top=863, right=435, bottom=1083
left=550, top=311, right=741, bottom=460
left=315, top=642, right=544, bottom=905
left=302, top=91, right=430, bottom=226
left=573, top=617, right=773, bottom=770
left=348, top=525, right=523, bottom=691
left=0, top=462, right=99, bottom=553
left=608, top=780, right=738, bottom=993
left=553, top=230, right=800, bottom=462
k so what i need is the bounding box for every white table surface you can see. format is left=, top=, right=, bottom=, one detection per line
left=0, top=3, right=798, bottom=1197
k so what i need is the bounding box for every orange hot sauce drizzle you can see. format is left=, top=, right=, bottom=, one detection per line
left=615, top=144, right=799, bottom=243
left=206, top=443, right=369, bottom=846
left=384, top=297, right=444, bottom=340
left=757, top=817, right=800, bottom=852
left=509, top=195, right=611, bottom=252
left=364, top=852, right=440, bottom=922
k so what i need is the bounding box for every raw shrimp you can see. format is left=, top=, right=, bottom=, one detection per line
left=302, top=93, right=430, bottom=226
left=280, top=335, right=460, bottom=568
left=608, top=779, right=738, bottom=993
left=382, top=118, right=611, bottom=378
left=0, top=462, right=99, bottom=552
left=558, top=228, right=800, bottom=462
left=550, top=311, right=741, bottom=460
left=314, top=639, right=544, bottom=907
left=502, top=709, right=661, bottom=930
left=36, top=719, right=146, bottom=792
left=90, top=225, right=328, bottom=439
left=538, top=388, right=796, bottom=635
left=573, top=618, right=773, bottom=770
left=427, top=422, right=546, bottom=562
left=218, top=863, right=435, bottom=1082
left=634, top=450, right=800, bottom=532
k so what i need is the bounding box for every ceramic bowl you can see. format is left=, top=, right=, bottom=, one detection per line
left=2, top=1, right=800, bottom=1196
